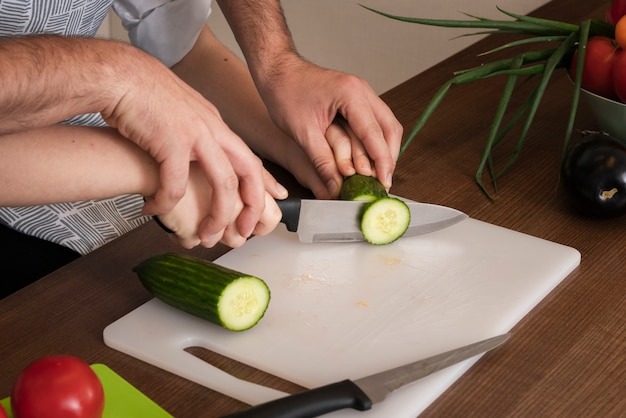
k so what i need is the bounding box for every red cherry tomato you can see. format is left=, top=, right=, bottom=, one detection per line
left=11, top=355, right=104, bottom=418
left=606, top=0, right=626, bottom=25
left=570, top=36, right=621, bottom=100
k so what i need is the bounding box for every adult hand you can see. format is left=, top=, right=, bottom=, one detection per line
left=256, top=56, right=403, bottom=197
left=217, top=0, right=401, bottom=197
left=101, top=49, right=287, bottom=243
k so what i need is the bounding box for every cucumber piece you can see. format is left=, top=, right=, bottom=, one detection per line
left=340, top=174, right=410, bottom=244
left=133, top=253, right=270, bottom=331
left=340, top=174, right=388, bottom=202
left=360, top=197, right=411, bottom=245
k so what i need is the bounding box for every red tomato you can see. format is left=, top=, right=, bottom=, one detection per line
left=0, top=404, right=8, bottom=418
left=612, top=49, right=626, bottom=102
left=570, top=36, right=620, bottom=100
left=606, top=0, right=626, bottom=25
left=11, top=355, right=104, bottom=418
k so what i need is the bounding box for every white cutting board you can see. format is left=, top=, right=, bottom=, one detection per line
left=104, top=218, right=580, bottom=417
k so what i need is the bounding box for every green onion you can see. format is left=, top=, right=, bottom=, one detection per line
left=361, top=5, right=615, bottom=197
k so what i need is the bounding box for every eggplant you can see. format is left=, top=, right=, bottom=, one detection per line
left=561, top=133, right=626, bottom=218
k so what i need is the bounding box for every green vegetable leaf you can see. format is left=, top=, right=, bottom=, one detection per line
left=362, top=4, right=614, bottom=197
left=494, top=6, right=579, bottom=33
left=478, top=35, right=569, bottom=56
left=359, top=4, right=577, bottom=36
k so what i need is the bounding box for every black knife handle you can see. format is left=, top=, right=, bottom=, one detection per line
left=220, top=379, right=373, bottom=418
left=275, top=198, right=301, bottom=232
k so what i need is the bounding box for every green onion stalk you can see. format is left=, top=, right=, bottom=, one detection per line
left=361, top=5, right=615, bottom=197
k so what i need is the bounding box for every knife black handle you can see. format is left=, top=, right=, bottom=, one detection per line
left=221, top=379, right=373, bottom=418
left=275, top=198, right=301, bottom=232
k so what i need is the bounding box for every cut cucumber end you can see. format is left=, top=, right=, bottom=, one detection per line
left=360, top=197, right=411, bottom=245
left=218, top=277, right=271, bottom=331
left=133, top=253, right=271, bottom=332
left=340, top=174, right=388, bottom=202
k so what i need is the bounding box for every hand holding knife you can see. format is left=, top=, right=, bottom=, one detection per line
left=222, top=333, right=509, bottom=418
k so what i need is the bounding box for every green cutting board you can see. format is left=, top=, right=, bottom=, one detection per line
left=1, top=364, right=172, bottom=417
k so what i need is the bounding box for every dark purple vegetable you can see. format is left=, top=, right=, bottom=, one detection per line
left=561, top=134, right=626, bottom=218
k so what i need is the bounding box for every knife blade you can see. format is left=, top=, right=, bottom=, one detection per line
left=276, top=198, right=467, bottom=243
left=222, top=333, right=509, bottom=418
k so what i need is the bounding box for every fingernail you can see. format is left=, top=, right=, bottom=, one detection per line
left=385, top=174, right=393, bottom=190
left=277, top=183, right=289, bottom=199
left=343, top=161, right=356, bottom=176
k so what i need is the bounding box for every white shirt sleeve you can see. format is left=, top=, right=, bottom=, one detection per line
left=112, top=0, right=212, bottom=67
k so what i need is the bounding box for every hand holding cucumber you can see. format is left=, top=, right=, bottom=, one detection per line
left=246, top=55, right=401, bottom=199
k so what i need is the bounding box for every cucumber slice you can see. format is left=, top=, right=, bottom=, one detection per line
left=360, top=197, right=411, bottom=245
left=340, top=174, right=410, bottom=244
left=133, top=253, right=270, bottom=331
left=340, top=173, right=388, bottom=202
left=218, top=277, right=271, bottom=331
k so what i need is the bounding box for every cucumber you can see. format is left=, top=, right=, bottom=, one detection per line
left=133, top=253, right=270, bottom=331
left=340, top=173, right=388, bottom=202
left=360, top=196, right=411, bottom=245
left=340, top=174, right=410, bottom=245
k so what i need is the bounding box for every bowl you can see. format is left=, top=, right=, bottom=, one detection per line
left=578, top=87, right=626, bottom=142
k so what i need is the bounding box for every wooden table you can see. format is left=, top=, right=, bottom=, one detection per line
left=2, top=0, right=625, bottom=416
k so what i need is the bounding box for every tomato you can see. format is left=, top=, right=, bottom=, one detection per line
left=612, top=45, right=626, bottom=102
left=0, top=404, right=8, bottom=418
left=561, top=134, right=626, bottom=218
left=11, top=355, right=104, bottom=418
left=606, top=0, right=626, bottom=25
left=570, top=36, right=621, bottom=100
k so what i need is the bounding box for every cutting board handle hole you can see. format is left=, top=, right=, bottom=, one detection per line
left=184, top=346, right=307, bottom=395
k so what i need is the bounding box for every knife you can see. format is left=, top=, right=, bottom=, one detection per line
left=222, top=333, right=509, bottom=418
left=276, top=198, right=467, bottom=243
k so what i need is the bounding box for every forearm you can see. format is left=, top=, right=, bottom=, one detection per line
left=215, top=0, right=300, bottom=87
left=0, top=125, right=159, bottom=206
left=0, top=35, right=160, bottom=134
